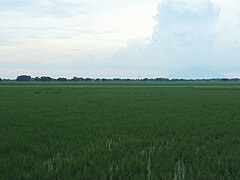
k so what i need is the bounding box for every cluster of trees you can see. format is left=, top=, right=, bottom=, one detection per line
left=14, top=75, right=68, bottom=82
left=0, top=75, right=239, bottom=82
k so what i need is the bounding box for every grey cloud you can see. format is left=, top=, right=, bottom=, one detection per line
left=149, top=0, right=219, bottom=65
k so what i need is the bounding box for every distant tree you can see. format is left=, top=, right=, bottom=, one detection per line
left=71, top=77, right=77, bottom=81
left=34, top=77, right=41, bottom=81
left=95, top=78, right=101, bottom=82
left=231, top=78, right=240, bottom=82
left=16, top=75, right=31, bottom=81
left=0, top=78, right=2, bottom=82
left=71, top=77, right=85, bottom=82
left=142, top=78, right=149, bottom=81
left=221, top=78, right=229, bottom=82
left=40, top=76, right=53, bottom=82
left=113, top=78, right=121, bottom=82
left=71, top=77, right=78, bottom=82
left=154, top=77, right=169, bottom=81
left=57, top=77, right=67, bottom=82
left=101, top=78, right=109, bottom=82
left=85, top=78, right=93, bottom=82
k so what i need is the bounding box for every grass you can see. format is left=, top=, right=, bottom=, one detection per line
left=0, top=82, right=240, bottom=179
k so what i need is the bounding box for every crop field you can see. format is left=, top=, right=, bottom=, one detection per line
left=0, top=82, right=240, bottom=179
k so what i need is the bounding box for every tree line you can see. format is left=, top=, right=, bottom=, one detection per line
left=0, top=75, right=239, bottom=82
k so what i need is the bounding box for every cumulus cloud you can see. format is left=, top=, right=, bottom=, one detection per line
left=105, top=0, right=240, bottom=78
left=150, top=0, right=219, bottom=66
left=213, top=0, right=240, bottom=72
left=104, top=0, right=220, bottom=78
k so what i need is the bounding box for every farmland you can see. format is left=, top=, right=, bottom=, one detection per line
left=0, top=82, right=240, bottom=179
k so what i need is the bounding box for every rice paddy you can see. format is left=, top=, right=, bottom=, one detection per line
left=0, top=82, right=240, bottom=179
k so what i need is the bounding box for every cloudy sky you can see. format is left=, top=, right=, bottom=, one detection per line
left=0, top=0, right=239, bottom=79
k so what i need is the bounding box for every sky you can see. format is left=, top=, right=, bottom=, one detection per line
left=0, top=0, right=239, bottom=79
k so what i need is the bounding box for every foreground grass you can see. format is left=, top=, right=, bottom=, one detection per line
left=0, top=82, right=240, bottom=179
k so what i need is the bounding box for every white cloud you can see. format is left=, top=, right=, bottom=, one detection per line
left=99, top=0, right=240, bottom=78
left=101, top=0, right=220, bottom=77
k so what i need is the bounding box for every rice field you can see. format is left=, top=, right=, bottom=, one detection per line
left=0, top=82, right=240, bottom=179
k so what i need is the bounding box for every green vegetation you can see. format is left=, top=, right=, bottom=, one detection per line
left=0, top=82, right=240, bottom=179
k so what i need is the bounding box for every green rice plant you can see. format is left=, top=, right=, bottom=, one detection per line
left=0, top=82, right=240, bottom=179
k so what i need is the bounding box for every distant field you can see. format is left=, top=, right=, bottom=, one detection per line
left=0, top=82, right=240, bottom=179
